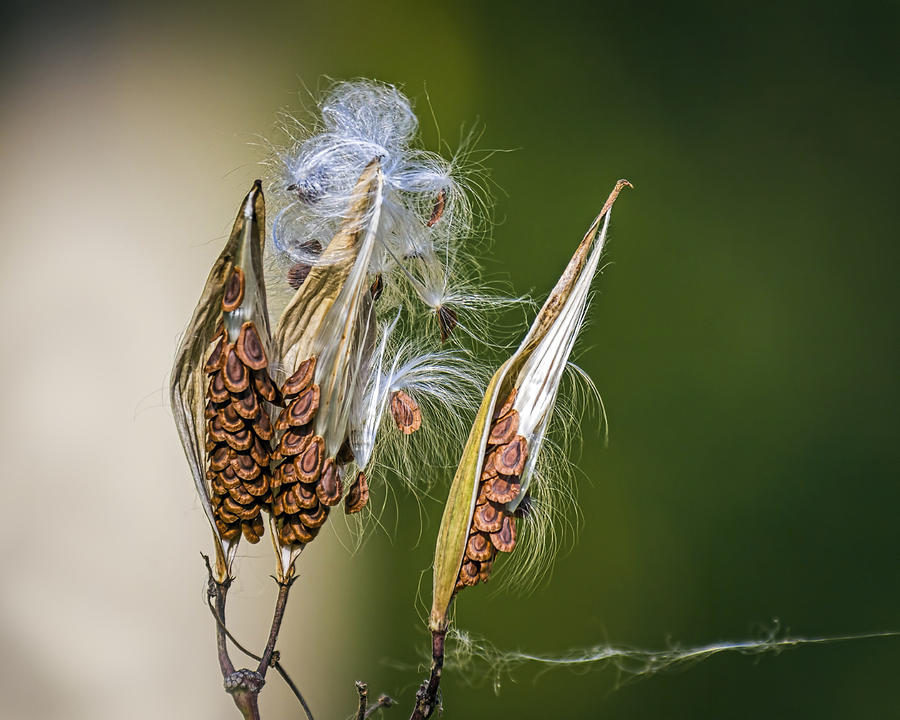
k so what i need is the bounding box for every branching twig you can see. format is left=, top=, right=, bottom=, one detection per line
left=202, top=556, right=315, bottom=720
left=357, top=682, right=395, bottom=720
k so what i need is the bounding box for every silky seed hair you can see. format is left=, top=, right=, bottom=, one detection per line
left=260, top=82, right=517, bottom=574
left=263, top=79, right=515, bottom=349
left=267, top=81, right=521, bottom=540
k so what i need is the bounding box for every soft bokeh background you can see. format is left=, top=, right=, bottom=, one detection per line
left=1, top=1, right=898, bottom=718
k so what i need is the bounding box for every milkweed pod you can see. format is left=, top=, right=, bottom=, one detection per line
left=270, top=160, right=384, bottom=577
left=429, top=179, right=630, bottom=632
left=170, top=181, right=272, bottom=583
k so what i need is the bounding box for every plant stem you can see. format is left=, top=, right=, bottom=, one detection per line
left=409, top=628, right=446, bottom=720
left=258, top=577, right=294, bottom=676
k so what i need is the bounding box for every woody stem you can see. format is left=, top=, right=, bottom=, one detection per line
left=258, top=577, right=294, bottom=676
left=409, top=629, right=446, bottom=720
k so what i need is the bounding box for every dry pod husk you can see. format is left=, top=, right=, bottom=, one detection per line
left=171, top=181, right=275, bottom=583
left=269, top=159, right=384, bottom=578
left=429, top=180, right=631, bottom=632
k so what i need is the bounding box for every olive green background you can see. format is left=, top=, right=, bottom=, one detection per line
left=1, top=1, right=897, bottom=718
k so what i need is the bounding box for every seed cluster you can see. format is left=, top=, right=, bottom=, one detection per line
left=270, top=357, right=346, bottom=546
left=455, top=388, right=528, bottom=591
left=205, top=267, right=278, bottom=543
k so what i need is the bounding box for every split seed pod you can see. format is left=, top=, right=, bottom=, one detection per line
left=429, top=180, right=631, bottom=632
left=171, top=181, right=274, bottom=583
left=269, top=159, right=384, bottom=577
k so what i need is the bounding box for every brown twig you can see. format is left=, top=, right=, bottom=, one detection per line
left=202, top=556, right=315, bottom=720
left=356, top=681, right=369, bottom=720
left=258, top=576, right=295, bottom=676
left=409, top=629, right=446, bottom=720
left=203, top=554, right=235, bottom=677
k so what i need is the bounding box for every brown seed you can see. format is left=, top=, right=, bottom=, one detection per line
left=466, top=531, right=494, bottom=563
left=237, top=502, right=260, bottom=521
left=488, top=409, right=519, bottom=446
left=282, top=357, right=316, bottom=397
left=458, top=560, right=480, bottom=587
left=222, top=266, right=245, bottom=312
left=277, top=521, right=294, bottom=544
left=217, top=504, right=240, bottom=525
left=208, top=371, right=229, bottom=403
left=390, top=390, right=421, bottom=434
left=485, top=474, right=521, bottom=504
left=252, top=410, right=273, bottom=442
left=494, top=387, right=518, bottom=420
left=219, top=521, right=241, bottom=541
left=243, top=475, right=269, bottom=497
left=286, top=517, right=315, bottom=544
left=221, top=495, right=246, bottom=518
left=490, top=514, right=517, bottom=553
left=344, top=470, right=370, bottom=515
left=298, top=501, right=328, bottom=529
left=274, top=461, right=296, bottom=489
left=480, top=450, right=498, bottom=480
left=230, top=453, right=261, bottom=481
left=209, top=445, right=233, bottom=472
left=493, top=435, right=527, bottom=476
left=337, top=439, right=355, bottom=465
left=203, top=333, right=227, bottom=374
left=281, top=485, right=302, bottom=514
left=288, top=385, right=320, bottom=426
left=293, top=481, right=318, bottom=510
left=316, top=458, right=342, bottom=506
left=242, top=523, right=261, bottom=543
left=437, top=305, right=457, bottom=343
left=472, top=500, right=504, bottom=533
left=478, top=557, right=494, bottom=583
left=279, top=427, right=311, bottom=457
left=223, top=348, right=250, bottom=393
left=242, top=514, right=264, bottom=543
left=207, top=415, right=227, bottom=444
left=295, top=435, right=324, bottom=482
left=272, top=493, right=284, bottom=516
left=235, top=322, right=268, bottom=371
left=287, top=262, right=311, bottom=289
left=218, top=403, right=244, bottom=433
left=253, top=369, right=278, bottom=403
left=204, top=399, right=218, bottom=420
left=427, top=189, right=446, bottom=228
left=370, top=273, right=384, bottom=300
left=224, top=427, right=253, bottom=452
left=220, top=466, right=241, bottom=490
left=232, top=390, right=260, bottom=420
left=228, top=483, right=254, bottom=505
left=249, top=435, right=269, bottom=466
left=210, top=474, right=227, bottom=496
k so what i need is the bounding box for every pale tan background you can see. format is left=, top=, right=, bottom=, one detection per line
left=0, top=8, right=377, bottom=720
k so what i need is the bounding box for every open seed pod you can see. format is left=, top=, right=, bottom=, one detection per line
left=429, top=180, right=631, bottom=632
left=269, top=159, right=384, bottom=578
left=171, top=181, right=274, bottom=583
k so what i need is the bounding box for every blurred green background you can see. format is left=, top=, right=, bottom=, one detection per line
left=2, top=1, right=898, bottom=718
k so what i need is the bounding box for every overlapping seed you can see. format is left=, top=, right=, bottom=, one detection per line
left=205, top=267, right=278, bottom=544
left=454, top=388, right=527, bottom=592
left=271, top=357, right=347, bottom=546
